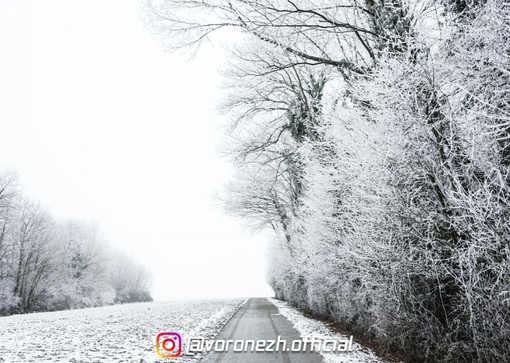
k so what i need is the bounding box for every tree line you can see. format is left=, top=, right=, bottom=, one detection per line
left=144, top=0, right=509, bottom=361
left=0, top=171, right=152, bottom=315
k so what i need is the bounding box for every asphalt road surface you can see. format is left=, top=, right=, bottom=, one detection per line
left=199, top=298, right=323, bottom=363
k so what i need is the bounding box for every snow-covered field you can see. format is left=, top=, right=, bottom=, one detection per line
left=270, top=298, right=388, bottom=363
left=0, top=299, right=244, bottom=363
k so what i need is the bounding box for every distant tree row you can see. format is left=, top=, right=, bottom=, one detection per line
left=0, top=171, right=152, bottom=315
left=146, top=0, right=510, bottom=362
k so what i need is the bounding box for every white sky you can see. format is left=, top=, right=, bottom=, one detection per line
left=0, top=0, right=273, bottom=301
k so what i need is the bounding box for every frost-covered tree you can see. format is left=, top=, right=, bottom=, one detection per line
left=144, top=0, right=377, bottom=74
left=48, top=220, right=115, bottom=310
left=8, top=199, right=59, bottom=313
left=146, top=0, right=510, bottom=361
left=219, top=37, right=329, bottom=260
left=109, top=250, right=152, bottom=304
left=0, top=171, right=19, bottom=313
left=0, top=172, right=153, bottom=315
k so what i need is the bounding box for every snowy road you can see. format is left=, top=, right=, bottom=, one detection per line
left=0, top=298, right=387, bottom=363
left=200, top=298, right=323, bottom=363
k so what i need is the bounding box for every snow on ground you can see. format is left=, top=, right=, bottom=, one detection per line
left=0, top=299, right=244, bottom=363
left=269, top=298, right=388, bottom=363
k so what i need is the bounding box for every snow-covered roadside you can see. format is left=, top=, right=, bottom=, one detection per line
left=269, top=298, right=388, bottom=363
left=0, top=299, right=244, bottom=363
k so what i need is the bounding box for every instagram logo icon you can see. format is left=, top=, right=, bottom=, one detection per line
left=156, top=332, right=182, bottom=358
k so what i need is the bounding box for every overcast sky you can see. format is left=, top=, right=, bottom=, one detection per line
left=0, top=0, right=273, bottom=300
